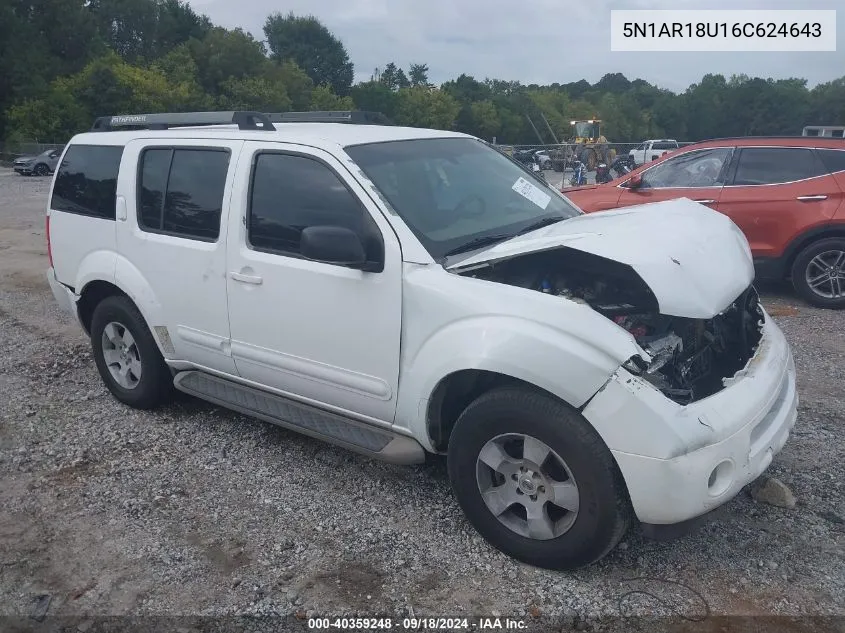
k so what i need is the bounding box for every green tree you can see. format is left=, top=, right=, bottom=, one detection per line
left=309, top=84, right=354, bottom=111
left=683, top=73, right=727, bottom=140
left=89, top=0, right=210, bottom=61
left=469, top=100, right=500, bottom=140
left=379, top=63, right=410, bottom=91
left=808, top=78, right=845, bottom=126
left=263, top=12, right=353, bottom=96
left=394, top=87, right=459, bottom=130
left=268, top=61, right=314, bottom=111
left=350, top=81, right=398, bottom=118
left=7, top=50, right=194, bottom=140
left=217, top=76, right=291, bottom=112
left=409, top=63, right=430, bottom=88
left=187, top=27, right=267, bottom=93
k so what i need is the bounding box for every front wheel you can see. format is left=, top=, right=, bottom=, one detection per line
left=791, top=237, right=845, bottom=309
left=447, top=387, right=632, bottom=570
left=33, top=163, right=49, bottom=176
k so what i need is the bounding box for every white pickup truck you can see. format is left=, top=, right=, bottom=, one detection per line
left=629, top=139, right=679, bottom=166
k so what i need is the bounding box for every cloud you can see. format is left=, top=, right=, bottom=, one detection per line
left=189, top=0, right=844, bottom=92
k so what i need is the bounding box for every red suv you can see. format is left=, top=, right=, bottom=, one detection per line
left=564, top=137, right=845, bottom=308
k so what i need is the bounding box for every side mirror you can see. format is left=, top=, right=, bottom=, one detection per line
left=300, top=226, right=370, bottom=269
left=627, top=174, right=643, bottom=189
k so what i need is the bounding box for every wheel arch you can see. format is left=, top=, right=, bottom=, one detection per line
left=76, top=266, right=169, bottom=358
left=781, top=224, right=845, bottom=279
left=426, top=369, right=563, bottom=453
left=77, top=280, right=128, bottom=335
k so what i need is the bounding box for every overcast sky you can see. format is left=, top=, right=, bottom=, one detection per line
left=190, top=0, right=843, bottom=92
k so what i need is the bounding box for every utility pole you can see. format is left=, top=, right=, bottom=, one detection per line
left=539, top=112, right=560, bottom=144
left=525, top=115, right=545, bottom=144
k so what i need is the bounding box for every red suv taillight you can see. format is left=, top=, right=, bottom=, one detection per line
left=46, top=215, right=53, bottom=268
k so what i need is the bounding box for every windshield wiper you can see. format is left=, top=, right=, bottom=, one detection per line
left=516, top=216, right=566, bottom=236
left=442, top=234, right=512, bottom=258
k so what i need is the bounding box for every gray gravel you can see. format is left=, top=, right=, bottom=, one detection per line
left=0, top=168, right=843, bottom=621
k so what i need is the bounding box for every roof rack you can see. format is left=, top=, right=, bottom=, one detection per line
left=266, top=111, right=393, bottom=126
left=90, top=111, right=276, bottom=132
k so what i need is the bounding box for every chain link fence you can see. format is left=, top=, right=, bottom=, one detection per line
left=494, top=141, right=697, bottom=187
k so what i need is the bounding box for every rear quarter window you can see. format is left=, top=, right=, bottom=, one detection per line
left=50, top=145, right=124, bottom=219
left=817, top=149, right=845, bottom=175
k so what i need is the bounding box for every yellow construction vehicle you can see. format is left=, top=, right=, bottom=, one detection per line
left=550, top=118, right=616, bottom=172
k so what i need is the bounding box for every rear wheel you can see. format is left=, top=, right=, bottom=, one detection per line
left=791, top=237, right=845, bottom=309
left=90, top=296, right=174, bottom=409
left=582, top=149, right=597, bottom=171
left=447, top=387, right=632, bottom=570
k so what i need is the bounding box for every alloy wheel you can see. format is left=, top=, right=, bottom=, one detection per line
left=805, top=249, right=845, bottom=299
left=475, top=433, right=580, bottom=540
left=101, top=321, right=143, bottom=389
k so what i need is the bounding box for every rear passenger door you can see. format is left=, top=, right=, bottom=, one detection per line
left=717, top=147, right=841, bottom=259
left=116, top=139, right=243, bottom=375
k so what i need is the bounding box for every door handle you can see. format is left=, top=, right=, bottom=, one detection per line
left=230, top=271, right=263, bottom=285
left=693, top=199, right=716, bottom=204
left=796, top=195, right=828, bottom=201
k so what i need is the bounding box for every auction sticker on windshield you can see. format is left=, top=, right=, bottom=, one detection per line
left=512, top=177, right=551, bottom=210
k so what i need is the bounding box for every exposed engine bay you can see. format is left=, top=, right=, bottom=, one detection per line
left=459, top=248, right=765, bottom=404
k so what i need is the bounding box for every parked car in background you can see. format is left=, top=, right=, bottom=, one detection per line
left=512, top=148, right=537, bottom=165
left=533, top=149, right=552, bottom=170
left=564, top=137, right=845, bottom=308
left=13, top=148, right=63, bottom=176
left=628, top=139, right=679, bottom=166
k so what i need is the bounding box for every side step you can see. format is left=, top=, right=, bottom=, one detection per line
left=173, top=371, right=425, bottom=465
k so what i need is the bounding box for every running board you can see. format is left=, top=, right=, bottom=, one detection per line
left=173, top=371, right=425, bottom=465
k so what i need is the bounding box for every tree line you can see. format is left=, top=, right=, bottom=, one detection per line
left=2, top=0, right=843, bottom=147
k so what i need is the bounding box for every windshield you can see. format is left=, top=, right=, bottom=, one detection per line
left=573, top=122, right=599, bottom=138
left=345, top=138, right=580, bottom=261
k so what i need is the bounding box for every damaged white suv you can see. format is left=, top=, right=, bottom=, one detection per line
left=46, top=111, right=798, bottom=569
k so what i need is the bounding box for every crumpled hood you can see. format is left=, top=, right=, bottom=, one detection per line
left=447, top=198, right=754, bottom=319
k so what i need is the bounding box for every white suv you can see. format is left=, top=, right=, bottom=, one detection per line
left=46, top=110, right=798, bottom=570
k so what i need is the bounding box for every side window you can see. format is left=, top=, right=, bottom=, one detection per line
left=817, top=149, right=845, bottom=175
left=137, top=148, right=229, bottom=240
left=51, top=145, right=124, bottom=219
left=639, top=148, right=733, bottom=189
left=248, top=153, right=382, bottom=262
left=732, top=148, right=822, bottom=186
left=654, top=141, right=676, bottom=150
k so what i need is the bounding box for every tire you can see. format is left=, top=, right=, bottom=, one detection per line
left=33, top=163, right=49, bottom=176
left=447, top=386, right=632, bottom=570
left=790, top=237, right=845, bottom=309
left=582, top=149, right=597, bottom=171
left=90, top=295, right=174, bottom=409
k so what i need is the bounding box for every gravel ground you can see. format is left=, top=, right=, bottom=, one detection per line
left=0, top=168, right=843, bottom=627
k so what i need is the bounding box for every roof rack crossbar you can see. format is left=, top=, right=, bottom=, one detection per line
left=265, top=111, right=393, bottom=126
left=90, top=111, right=276, bottom=132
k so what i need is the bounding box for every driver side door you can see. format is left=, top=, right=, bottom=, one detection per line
left=617, top=146, right=735, bottom=210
